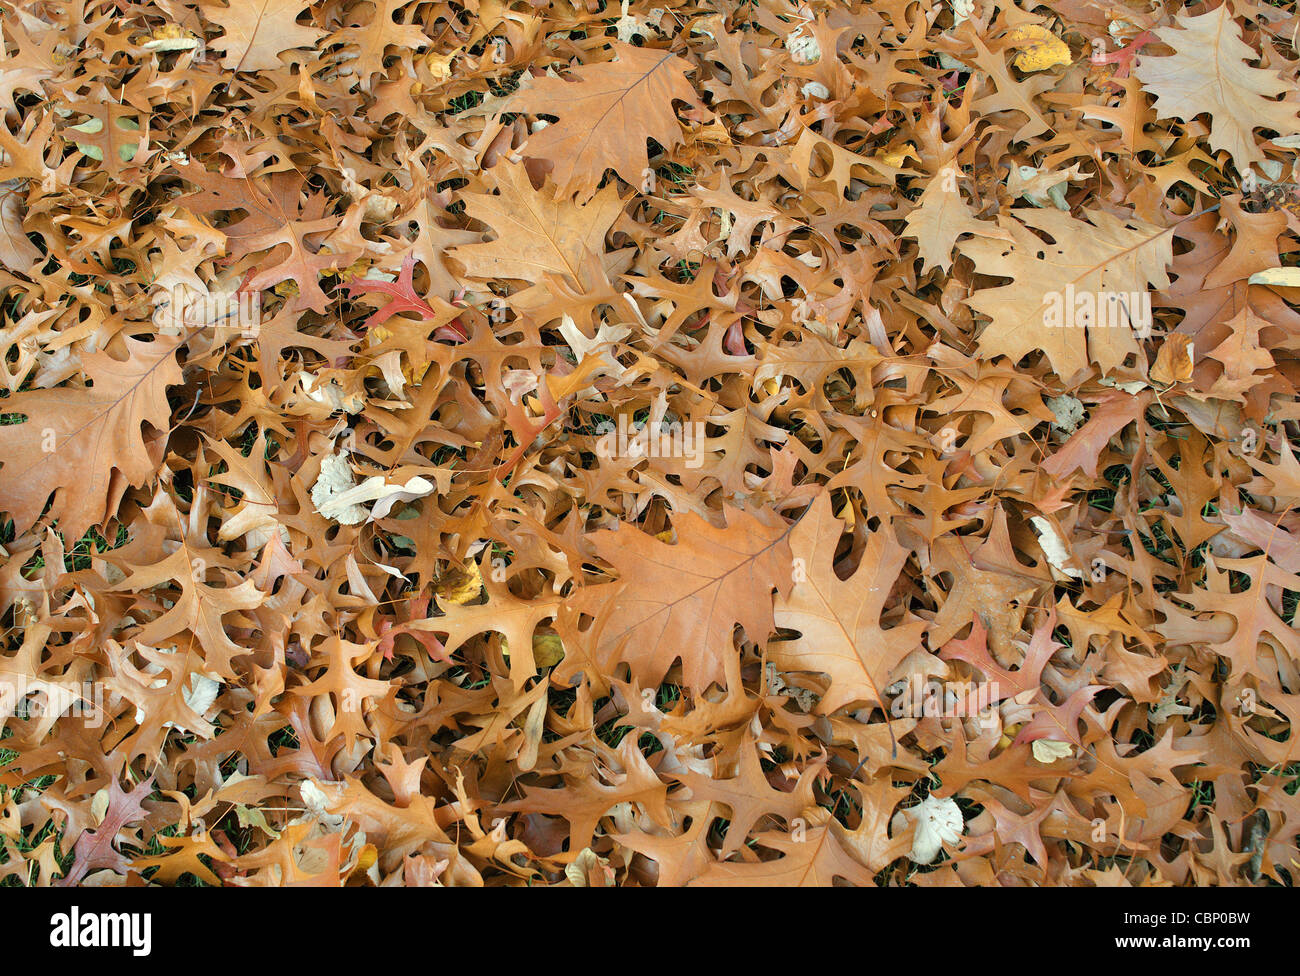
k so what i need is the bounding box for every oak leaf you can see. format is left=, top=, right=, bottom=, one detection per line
left=1134, top=6, right=1300, bottom=170
left=0, top=336, right=183, bottom=537
left=688, top=818, right=875, bottom=887
left=561, top=507, right=793, bottom=693
left=202, top=0, right=326, bottom=71
left=511, top=43, right=701, bottom=199
left=770, top=492, right=927, bottom=715
left=960, top=209, right=1173, bottom=378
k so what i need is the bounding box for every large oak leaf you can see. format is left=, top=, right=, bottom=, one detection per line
left=446, top=162, right=622, bottom=316
left=559, top=507, right=792, bottom=692
left=510, top=43, right=700, bottom=199
left=0, top=336, right=182, bottom=537
left=1134, top=6, right=1300, bottom=170
left=201, top=0, right=326, bottom=71
left=771, top=493, right=926, bottom=715
left=959, top=208, right=1173, bottom=378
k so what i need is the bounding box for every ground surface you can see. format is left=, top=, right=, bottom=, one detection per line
left=1, top=0, right=1299, bottom=886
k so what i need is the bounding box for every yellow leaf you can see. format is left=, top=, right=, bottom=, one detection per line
left=436, top=560, right=482, bottom=606
left=876, top=143, right=918, bottom=168
left=424, top=51, right=456, bottom=82
left=1248, top=267, right=1300, bottom=287
left=532, top=633, right=565, bottom=667
left=90, top=788, right=110, bottom=826
left=1006, top=25, right=1072, bottom=72
left=143, top=24, right=202, bottom=52
left=327, top=259, right=372, bottom=283
left=235, top=803, right=281, bottom=838
left=348, top=842, right=378, bottom=880
left=835, top=499, right=856, bottom=530
left=565, top=847, right=615, bottom=886
left=1031, top=739, right=1074, bottom=763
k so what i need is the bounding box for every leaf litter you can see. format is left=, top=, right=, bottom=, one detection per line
left=0, top=0, right=1298, bottom=887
